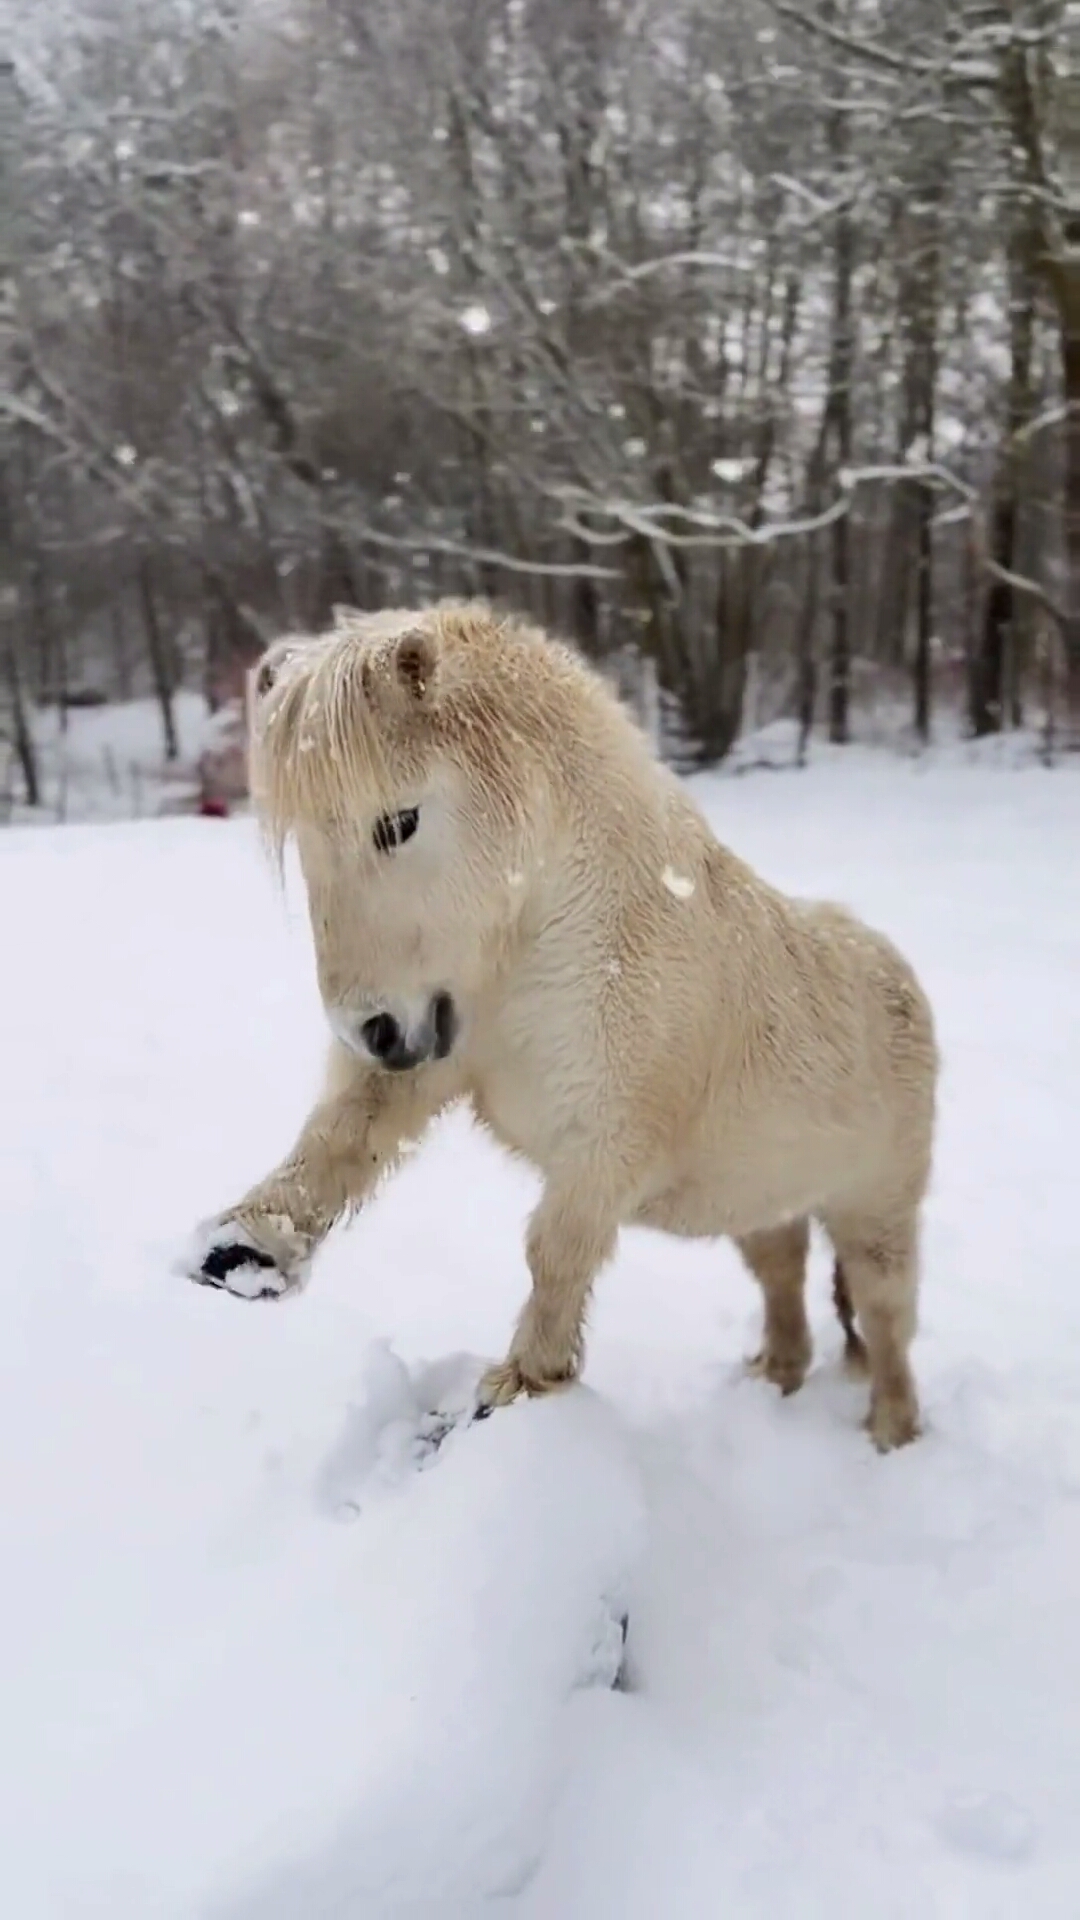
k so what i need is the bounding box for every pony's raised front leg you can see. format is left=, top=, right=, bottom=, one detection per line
left=477, top=1179, right=620, bottom=1408
left=182, top=1041, right=460, bottom=1298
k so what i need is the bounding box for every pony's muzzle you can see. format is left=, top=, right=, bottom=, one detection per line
left=337, top=991, right=458, bottom=1071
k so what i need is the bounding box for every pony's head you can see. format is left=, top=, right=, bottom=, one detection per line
left=246, top=600, right=565, bottom=1068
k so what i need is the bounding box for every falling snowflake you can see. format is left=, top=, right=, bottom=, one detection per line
left=459, top=304, right=492, bottom=338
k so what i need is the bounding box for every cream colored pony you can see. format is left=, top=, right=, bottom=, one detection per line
left=184, top=601, right=939, bottom=1450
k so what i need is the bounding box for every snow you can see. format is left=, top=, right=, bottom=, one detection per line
left=3, top=756, right=1080, bottom=1917
left=661, top=865, right=695, bottom=900
left=7, top=692, right=209, bottom=825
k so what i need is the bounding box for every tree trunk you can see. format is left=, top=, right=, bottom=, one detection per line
left=310, top=525, right=361, bottom=629
left=903, top=166, right=943, bottom=745
left=970, top=265, right=1035, bottom=737
left=825, top=65, right=854, bottom=745
left=706, top=545, right=752, bottom=762
left=110, top=601, right=133, bottom=702
left=3, top=638, right=40, bottom=807
left=913, top=482, right=933, bottom=741
left=571, top=562, right=601, bottom=656
left=971, top=498, right=1014, bottom=737
left=1058, top=215, right=1080, bottom=747
left=971, top=43, right=1040, bottom=737
left=828, top=496, right=851, bottom=744
left=138, top=559, right=179, bottom=762
left=796, top=541, right=821, bottom=767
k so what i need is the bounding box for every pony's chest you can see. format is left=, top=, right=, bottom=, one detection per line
left=468, top=968, right=606, bottom=1172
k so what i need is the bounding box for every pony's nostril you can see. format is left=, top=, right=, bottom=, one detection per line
left=356, top=999, right=456, bottom=1070
left=432, top=991, right=457, bottom=1059
left=361, top=1012, right=401, bottom=1060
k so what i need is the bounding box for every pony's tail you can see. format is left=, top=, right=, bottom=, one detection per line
left=832, top=1259, right=869, bottom=1374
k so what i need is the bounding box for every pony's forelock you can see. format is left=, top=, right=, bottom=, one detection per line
left=249, top=630, right=398, bottom=864
left=246, top=600, right=576, bottom=877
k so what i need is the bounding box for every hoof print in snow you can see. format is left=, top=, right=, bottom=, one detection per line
left=579, top=1599, right=632, bottom=1694
left=611, top=1611, right=632, bottom=1692
left=935, top=1790, right=1037, bottom=1866
left=414, top=1393, right=494, bottom=1464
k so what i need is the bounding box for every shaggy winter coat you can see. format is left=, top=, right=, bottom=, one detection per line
left=185, top=601, right=938, bottom=1450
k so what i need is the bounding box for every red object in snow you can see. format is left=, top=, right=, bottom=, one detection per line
left=199, top=796, right=230, bottom=819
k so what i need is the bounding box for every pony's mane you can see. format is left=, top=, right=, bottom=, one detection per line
left=249, top=626, right=401, bottom=863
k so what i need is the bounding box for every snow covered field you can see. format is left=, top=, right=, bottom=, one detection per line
left=3, top=756, right=1080, bottom=1918
left=3, top=693, right=211, bottom=826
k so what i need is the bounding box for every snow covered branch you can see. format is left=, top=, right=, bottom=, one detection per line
left=2, top=0, right=1072, bottom=764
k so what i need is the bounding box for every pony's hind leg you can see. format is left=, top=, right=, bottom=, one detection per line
left=737, top=1218, right=812, bottom=1396
left=831, top=1257, right=869, bottom=1374
left=822, top=1207, right=922, bottom=1450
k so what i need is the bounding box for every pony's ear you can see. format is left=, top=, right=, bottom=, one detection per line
left=390, top=627, right=439, bottom=705
left=249, top=639, right=288, bottom=700
left=252, top=654, right=277, bottom=698
left=248, top=635, right=306, bottom=702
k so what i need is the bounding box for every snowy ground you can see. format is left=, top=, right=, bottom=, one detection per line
left=3, top=757, right=1080, bottom=1918
left=2, top=692, right=210, bottom=826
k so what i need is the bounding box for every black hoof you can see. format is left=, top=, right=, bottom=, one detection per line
left=471, top=1401, right=494, bottom=1425
left=198, top=1241, right=278, bottom=1286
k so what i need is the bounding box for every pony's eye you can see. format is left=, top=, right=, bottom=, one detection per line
left=372, top=807, right=420, bottom=854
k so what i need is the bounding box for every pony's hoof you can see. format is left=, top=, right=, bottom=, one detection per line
left=866, top=1393, right=922, bottom=1452
left=475, top=1356, right=574, bottom=1412
left=475, top=1358, right=528, bottom=1410
left=745, top=1340, right=811, bottom=1397
left=177, top=1218, right=295, bottom=1300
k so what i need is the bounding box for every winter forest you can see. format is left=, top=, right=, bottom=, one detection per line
left=5, top=5, right=1080, bottom=1912
left=2, top=0, right=1077, bottom=812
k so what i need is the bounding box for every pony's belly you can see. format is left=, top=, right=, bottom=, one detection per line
left=631, top=1178, right=813, bottom=1242
left=631, top=1119, right=870, bottom=1241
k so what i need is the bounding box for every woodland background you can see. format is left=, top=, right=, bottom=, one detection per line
left=2, top=0, right=1077, bottom=812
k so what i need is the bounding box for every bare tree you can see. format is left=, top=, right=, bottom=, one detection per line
left=0, top=0, right=1070, bottom=797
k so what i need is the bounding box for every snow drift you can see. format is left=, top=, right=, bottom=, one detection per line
left=3, top=758, right=1080, bottom=1917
